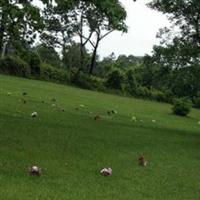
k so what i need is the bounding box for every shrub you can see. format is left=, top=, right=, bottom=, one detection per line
left=125, top=69, right=139, bottom=95
left=0, top=56, right=30, bottom=77
left=40, top=63, right=69, bottom=83
left=151, top=89, right=166, bottom=102
left=151, top=89, right=174, bottom=103
left=136, top=85, right=151, bottom=99
left=17, top=50, right=41, bottom=77
left=72, top=73, right=105, bottom=91
left=163, top=89, right=174, bottom=103
left=29, top=51, right=41, bottom=77
left=193, top=97, right=200, bottom=108
left=106, top=69, right=124, bottom=90
left=172, top=98, right=191, bottom=116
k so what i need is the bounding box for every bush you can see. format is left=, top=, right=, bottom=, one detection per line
left=106, top=69, right=124, bottom=90
left=40, top=63, right=69, bottom=83
left=193, top=97, right=200, bottom=108
left=125, top=69, right=139, bottom=95
left=136, top=85, right=151, bottom=98
left=151, top=89, right=166, bottom=102
left=126, top=84, right=174, bottom=103
left=151, top=89, right=174, bottom=103
left=29, top=51, right=41, bottom=77
left=72, top=73, right=105, bottom=91
left=17, top=49, right=41, bottom=77
left=0, top=56, right=30, bottom=77
left=163, top=89, right=174, bottom=103
left=172, top=98, right=191, bottom=116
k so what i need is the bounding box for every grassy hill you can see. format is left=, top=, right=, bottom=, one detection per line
left=0, top=74, right=200, bottom=200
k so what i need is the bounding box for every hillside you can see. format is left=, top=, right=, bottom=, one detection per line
left=0, top=75, right=200, bottom=200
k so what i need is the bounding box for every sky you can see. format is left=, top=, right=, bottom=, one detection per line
left=97, top=0, right=169, bottom=58
left=33, top=0, right=170, bottom=58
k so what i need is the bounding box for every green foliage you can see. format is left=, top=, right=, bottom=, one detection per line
left=29, top=51, right=41, bottom=77
left=35, top=44, right=62, bottom=69
left=62, top=43, right=90, bottom=72
left=106, top=69, right=124, bottom=90
left=163, top=89, right=174, bottom=103
left=151, top=89, right=172, bottom=103
left=149, top=0, right=200, bottom=47
left=40, top=63, right=69, bottom=83
left=193, top=96, right=200, bottom=109
left=1, top=0, right=200, bottom=106
left=114, top=55, right=143, bottom=70
left=0, top=1, right=46, bottom=55
left=144, top=0, right=200, bottom=104
left=14, top=45, right=41, bottom=77
left=171, top=66, right=200, bottom=98
left=125, top=82, right=173, bottom=103
left=125, top=69, right=138, bottom=95
left=72, top=73, right=105, bottom=91
left=0, top=56, right=30, bottom=77
left=95, top=53, right=115, bottom=77
left=148, top=0, right=200, bottom=70
left=172, top=98, right=191, bottom=116
left=49, top=0, right=128, bottom=74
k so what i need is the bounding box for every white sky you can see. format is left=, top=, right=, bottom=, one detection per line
left=98, top=0, right=169, bottom=58
left=33, top=0, right=170, bottom=58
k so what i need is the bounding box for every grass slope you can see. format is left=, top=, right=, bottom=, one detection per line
left=0, top=74, right=200, bottom=200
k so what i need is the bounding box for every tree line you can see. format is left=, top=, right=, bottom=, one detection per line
left=0, top=0, right=200, bottom=108
left=0, top=0, right=127, bottom=74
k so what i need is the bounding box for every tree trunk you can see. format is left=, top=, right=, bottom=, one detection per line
left=89, top=47, right=97, bottom=75
left=0, top=11, right=6, bottom=57
left=89, top=38, right=100, bottom=75
left=78, top=13, right=84, bottom=74
left=89, top=31, right=113, bottom=75
left=194, top=15, right=200, bottom=44
left=80, top=43, right=84, bottom=72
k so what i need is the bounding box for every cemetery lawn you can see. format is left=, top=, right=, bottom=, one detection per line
left=0, top=74, right=200, bottom=200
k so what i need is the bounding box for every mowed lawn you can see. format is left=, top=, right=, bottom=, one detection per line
left=0, top=74, right=200, bottom=200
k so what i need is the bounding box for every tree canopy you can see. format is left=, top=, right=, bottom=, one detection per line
left=0, top=0, right=49, bottom=57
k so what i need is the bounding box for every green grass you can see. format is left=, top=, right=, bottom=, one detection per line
left=0, top=74, right=200, bottom=200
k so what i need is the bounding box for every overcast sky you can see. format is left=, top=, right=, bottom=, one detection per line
left=97, top=0, right=169, bottom=58
left=34, top=0, right=169, bottom=58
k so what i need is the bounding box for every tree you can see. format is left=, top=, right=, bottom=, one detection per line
left=125, top=69, right=138, bottom=95
left=139, top=0, right=200, bottom=99
left=148, top=0, right=200, bottom=67
left=171, top=66, right=200, bottom=98
left=114, top=55, right=143, bottom=70
left=41, top=0, right=75, bottom=53
left=62, top=42, right=91, bottom=73
left=48, top=0, right=128, bottom=75
left=149, top=0, right=200, bottom=44
left=42, top=0, right=92, bottom=73
left=35, top=44, right=62, bottom=68
left=96, top=52, right=116, bottom=77
left=106, top=69, right=124, bottom=90
left=83, top=0, right=128, bottom=75
left=0, top=0, right=47, bottom=58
